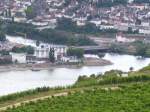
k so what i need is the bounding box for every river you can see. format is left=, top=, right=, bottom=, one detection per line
left=0, top=53, right=150, bottom=96
left=0, top=35, right=149, bottom=96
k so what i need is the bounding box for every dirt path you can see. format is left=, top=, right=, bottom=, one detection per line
left=0, top=92, right=68, bottom=111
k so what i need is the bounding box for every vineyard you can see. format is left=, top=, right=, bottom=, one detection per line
left=4, top=82, right=150, bottom=112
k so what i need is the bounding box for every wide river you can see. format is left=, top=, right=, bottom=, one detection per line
left=0, top=35, right=149, bottom=96
left=0, top=53, right=150, bottom=96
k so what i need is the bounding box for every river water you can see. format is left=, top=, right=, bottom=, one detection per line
left=0, top=53, right=150, bottom=96
left=0, top=35, right=149, bottom=96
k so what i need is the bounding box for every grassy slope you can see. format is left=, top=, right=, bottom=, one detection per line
left=129, top=65, right=150, bottom=76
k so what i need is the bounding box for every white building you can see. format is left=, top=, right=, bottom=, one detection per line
left=139, top=28, right=150, bottom=35
left=114, top=24, right=129, bottom=31
left=100, top=24, right=114, bottom=30
left=14, top=17, right=27, bottom=23
left=89, top=19, right=102, bottom=26
left=129, top=4, right=147, bottom=10
left=34, top=44, right=68, bottom=61
left=116, top=33, right=135, bottom=43
left=141, top=21, right=150, bottom=27
left=34, top=44, right=49, bottom=59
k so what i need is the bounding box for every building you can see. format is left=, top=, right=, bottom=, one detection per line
left=100, top=24, right=114, bottom=30
left=139, top=27, right=150, bottom=35
left=52, top=45, right=68, bottom=61
left=33, top=43, right=68, bottom=61
left=116, top=33, right=135, bottom=43
left=141, top=21, right=150, bottom=27
left=26, top=55, right=36, bottom=63
left=34, top=44, right=49, bottom=59
left=114, top=24, right=129, bottom=31
left=32, top=0, right=49, bottom=16
left=0, top=55, right=12, bottom=64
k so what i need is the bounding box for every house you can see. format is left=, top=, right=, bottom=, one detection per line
left=129, top=4, right=147, bottom=10
left=100, top=24, right=114, bottom=30
left=114, top=24, right=129, bottom=31
left=14, top=16, right=27, bottom=23
left=139, top=27, right=150, bottom=35
left=141, top=21, right=150, bottom=27
left=33, top=43, right=68, bottom=61
left=26, top=55, right=36, bottom=64
left=90, top=19, right=102, bottom=26
left=0, top=55, right=12, bottom=64
left=11, top=53, right=26, bottom=63
left=34, top=44, right=49, bottom=59
left=52, top=45, right=68, bottom=61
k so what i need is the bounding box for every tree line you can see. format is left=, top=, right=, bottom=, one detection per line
left=3, top=22, right=95, bottom=46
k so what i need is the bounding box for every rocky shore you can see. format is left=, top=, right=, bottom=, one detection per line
left=83, top=58, right=112, bottom=66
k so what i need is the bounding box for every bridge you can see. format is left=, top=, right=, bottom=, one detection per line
left=74, top=45, right=110, bottom=53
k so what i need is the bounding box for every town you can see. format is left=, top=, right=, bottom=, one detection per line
left=0, top=1, right=150, bottom=112
left=0, top=0, right=150, bottom=34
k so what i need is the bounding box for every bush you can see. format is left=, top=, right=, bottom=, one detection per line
left=0, top=31, right=6, bottom=41
left=12, top=46, right=34, bottom=54
left=67, top=48, right=84, bottom=58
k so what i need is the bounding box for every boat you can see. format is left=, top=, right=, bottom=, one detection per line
left=31, top=68, right=41, bottom=72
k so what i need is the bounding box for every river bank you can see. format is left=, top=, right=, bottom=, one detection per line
left=0, top=58, right=112, bottom=72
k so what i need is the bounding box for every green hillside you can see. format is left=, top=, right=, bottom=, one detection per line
left=4, top=82, right=150, bottom=112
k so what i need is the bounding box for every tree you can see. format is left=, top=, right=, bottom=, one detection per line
left=0, top=50, right=9, bottom=56
left=12, top=46, right=34, bottom=54
left=0, top=31, right=6, bottom=41
left=67, top=48, right=84, bottom=58
left=8, top=8, right=11, bottom=17
left=127, top=27, right=133, bottom=33
left=25, top=6, right=36, bottom=19
left=129, top=67, right=134, bottom=71
left=26, top=46, right=34, bottom=54
left=4, top=22, right=95, bottom=46
left=49, top=48, right=55, bottom=63
left=36, top=40, right=40, bottom=47
left=134, top=41, right=147, bottom=56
